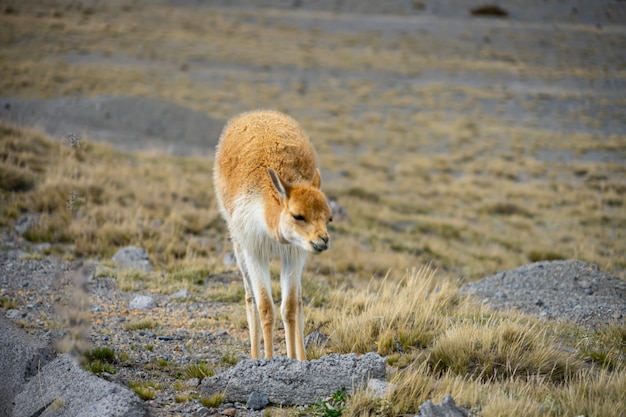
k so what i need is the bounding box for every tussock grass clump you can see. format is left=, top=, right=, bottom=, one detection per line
left=125, top=318, right=158, bottom=331
left=199, top=393, right=224, bottom=408
left=324, top=266, right=454, bottom=355
left=129, top=380, right=160, bottom=401
left=428, top=320, right=580, bottom=382
left=183, top=361, right=214, bottom=381
left=84, top=346, right=117, bottom=374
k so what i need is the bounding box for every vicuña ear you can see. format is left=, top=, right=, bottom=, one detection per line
left=267, top=167, right=290, bottom=201
left=312, top=168, right=321, bottom=189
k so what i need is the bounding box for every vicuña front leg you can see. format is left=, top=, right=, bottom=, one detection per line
left=281, top=252, right=307, bottom=360
left=243, top=249, right=275, bottom=359
left=233, top=242, right=262, bottom=358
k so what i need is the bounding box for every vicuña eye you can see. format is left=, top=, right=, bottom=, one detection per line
left=292, top=214, right=306, bottom=222
left=329, top=217, right=333, bottom=223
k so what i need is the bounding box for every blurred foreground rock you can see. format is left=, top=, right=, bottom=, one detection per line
left=0, top=316, right=56, bottom=417
left=0, top=316, right=147, bottom=417
left=201, top=352, right=386, bottom=405
left=13, top=354, right=148, bottom=417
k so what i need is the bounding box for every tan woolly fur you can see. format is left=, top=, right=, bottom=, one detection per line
left=213, top=110, right=332, bottom=360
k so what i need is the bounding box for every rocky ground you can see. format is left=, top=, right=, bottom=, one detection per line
left=2, top=221, right=625, bottom=416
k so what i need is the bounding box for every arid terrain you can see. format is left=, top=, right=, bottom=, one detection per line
left=1, top=0, right=625, bottom=416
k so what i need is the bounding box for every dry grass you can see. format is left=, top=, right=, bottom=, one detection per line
left=310, top=268, right=625, bottom=417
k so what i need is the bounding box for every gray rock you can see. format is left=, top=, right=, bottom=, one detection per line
left=0, top=315, right=56, bottom=417
left=366, top=378, right=394, bottom=400
left=112, top=246, right=153, bottom=272
left=201, top=352, right=385, bottom=405
left=13, top=214, right=39, bottom=236
left=460, top=260, right=626, bottom=328
left=129, top=295, right=156, bottom=310
left=185, top=378, right=200, bottom=387
left=5, top=308, right=26, bottom=319
left=417, top=394, right=469, bottom=417
left=304, top=330, right=329, bottom=348
left=12, top=354, right=148, bottom=417
left=170, top=288, right=190, bottom=300
left=247, top=391, right=270, bottom=410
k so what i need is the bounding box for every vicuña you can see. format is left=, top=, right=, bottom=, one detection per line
left=213, top=110, right=332, bottom=360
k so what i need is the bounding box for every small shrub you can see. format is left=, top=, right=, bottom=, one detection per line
left=183, top=362, right=214, bottom=380
left=84, top=346, right=117, bottom=374
left=88, top=346, right=116, bottom=363
left=0, top=296, right=17, bottom=310
left=174, top=393, right=198, bottom=402
left=126, top=318, right=158, bottom=331
left=129, top=380, right=160, bottom=401
left=0, top=163, right=35, bottom=192
left=85, top=360, right=116, bottom=375
left=312, top=387, right=347, bottom=417
left=221, top=353, right=238, bottom=366
left=200, top=393, right=224, bottom=408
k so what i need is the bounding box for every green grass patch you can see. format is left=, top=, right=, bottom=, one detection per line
left=183, top=362, right=215, bottom=381
left=199, top=393, right=225, bottom=408
left=129, top=380, right=161, bottom=401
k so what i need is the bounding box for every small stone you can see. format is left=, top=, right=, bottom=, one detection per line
left=247, top=391, right=269, bottom=410
left=366, top=379, right=394, bottom=399
left=5, top=309, right=25, bottom=319
left=612, top=312, right=623, bottom=320
left=304, top=330, right=329, bottom=348
left=535, top=299, right=544, bottom=307
left=130, top=295, right=156, bottom=310
left=222, top=407, right=237, bottom=416
left=157, top=335, right=173, bottom=341
left=170, top=288, right=190, bottom=300
left=185, top=378, right=200, bottom=387
left=112, top=246, right=153, bottom=271
left=418, top=393, right=468, bottom=417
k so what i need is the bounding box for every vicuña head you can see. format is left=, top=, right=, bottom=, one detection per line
left=266, top=167, right=331, bottom=254
left=213, top=109, right=332, bottom=360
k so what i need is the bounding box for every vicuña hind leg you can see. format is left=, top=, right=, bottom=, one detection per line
left=280, top=251, right=307, bottom=360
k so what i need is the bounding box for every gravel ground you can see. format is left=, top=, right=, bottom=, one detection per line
left=460, top=260, right=626, bottom=328
left=0, top=228, right=267, bottom=417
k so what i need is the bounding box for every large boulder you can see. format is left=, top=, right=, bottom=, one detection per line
left=461, top=260, right=626, bottom=328
left=0, top=315, right=56, bottom=417
left=201, top=352, right=386, bottom=405
left=12, top=354, right=148, bottom=417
